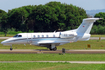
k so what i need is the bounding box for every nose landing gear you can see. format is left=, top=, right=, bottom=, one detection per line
left=10, top=45, right=13, bottom=51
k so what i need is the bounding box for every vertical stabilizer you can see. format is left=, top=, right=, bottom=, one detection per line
left=76, top=18, right=102, bottom=34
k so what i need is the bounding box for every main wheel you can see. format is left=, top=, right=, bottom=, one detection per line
left=49, top=47, right=53, bottom=51
left=49, top=47, right=57, bottom=51
left=53, top=47, right=57, bottom=51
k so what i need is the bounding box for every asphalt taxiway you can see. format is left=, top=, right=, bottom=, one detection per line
left=0, top=61, right=105, bottom=64
left=0, top=49, right=105, bottom=54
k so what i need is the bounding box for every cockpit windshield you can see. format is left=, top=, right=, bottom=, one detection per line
left=13, top=35, right=22, bottom=37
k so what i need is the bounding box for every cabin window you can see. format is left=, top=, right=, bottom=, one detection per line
left=33, top=35, right=35, bottom=38
left=53, top=35, right=55, bottom=37
left=38, top=35, right=40, bottom=38
left=42, top=35, right=44, bottom=37
left=64, top=34, right=67, bottom=36
left=46, top=35, right=48, bottom=37
left=13, top=35, right=22, bottom=37
left=18, top=35, right=22, bottom=37
left=60, top=32, right=61, bottom=35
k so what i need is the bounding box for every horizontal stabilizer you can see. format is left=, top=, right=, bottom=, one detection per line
left=76, top=18, right=102, bottom=34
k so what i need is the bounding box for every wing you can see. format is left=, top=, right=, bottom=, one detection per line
left=38, top=40, right=60, bottom=46
left=37, top=40, right=69, bottom=47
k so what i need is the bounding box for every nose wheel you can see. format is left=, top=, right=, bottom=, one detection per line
left=53, top=47, right=57, bottom=51
left=10, top=45, right=13, bottom=51
left=10, top=48, right=13, bottom=50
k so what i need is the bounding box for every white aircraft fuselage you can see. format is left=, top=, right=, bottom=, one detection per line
left=1, top=18, right=102, bottom=51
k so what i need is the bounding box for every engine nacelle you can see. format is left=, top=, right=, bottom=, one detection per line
left=60, top=32, right=77, bottom=38
left=77, top=33, right=91, bottom=41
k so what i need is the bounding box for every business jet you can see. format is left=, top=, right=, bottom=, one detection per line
left=1, top=18, right=102, bottom=51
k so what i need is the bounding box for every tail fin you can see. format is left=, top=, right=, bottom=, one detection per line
left=76, top=18, right=102, bottom=34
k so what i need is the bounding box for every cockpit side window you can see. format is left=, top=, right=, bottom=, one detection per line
left=18, top=35, right=22, bottom=37
left=13, top=35, right=22, bottom=37
left=13, top=35, right=18, bottom=37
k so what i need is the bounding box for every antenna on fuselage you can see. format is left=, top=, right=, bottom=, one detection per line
left=54, top=30, right=56, bottom=33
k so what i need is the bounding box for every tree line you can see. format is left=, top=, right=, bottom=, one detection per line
left=91, top=12, right=105, bottom=34
left=0, top=1, right=105, bottom=36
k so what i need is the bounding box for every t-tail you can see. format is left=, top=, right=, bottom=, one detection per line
left=77, top=18, right=102, bottom=34
left=75, top=18, right=102, bottom=41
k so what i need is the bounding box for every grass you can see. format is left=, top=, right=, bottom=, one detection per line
left=0, top=62, right=105, bottom=70
left=91, top=34, right=105, bottom=37
left=0, top=53, right=105, bottom=70
left=0, top=54, right=105, bottom=61
left=1, top=35, right=105, bottom=70
left=0, top=34, right=15, bottom=37
left=59, top=40, right=105, bottom=49
left=1, top=39, right=105, bottom=50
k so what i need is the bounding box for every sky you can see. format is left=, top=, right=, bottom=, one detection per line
left=0, top=0, right=105, bottom=12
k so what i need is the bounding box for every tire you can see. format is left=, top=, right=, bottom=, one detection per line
left=10, top=48, right=13, bottom=50
left=49, top=47, right=57, bottom=51
left=49, top=48, right=53, bottom=51
left=53, top=47, right=57, bottom=51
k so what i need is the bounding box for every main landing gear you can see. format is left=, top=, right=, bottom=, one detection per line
left=49, top=44, right=57, bottom=51
left=49, top=47, right=57, bottom=51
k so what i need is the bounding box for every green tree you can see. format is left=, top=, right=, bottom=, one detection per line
left=1, top=2, right=87, bottom=33
left=0, top=9, right=7, bottom=28
left=8, top=8, right=28, bottom=31
left=1, top=13, right=9, bottom=36
left=94, top=12, right=105, bottom=26
left=45, top=2, right=66, bottom=31
left=91, top=12, right=105, bottom=34
left=0, top=9, right=6, bottom=19
left=64, top=4, right=87, bottom=30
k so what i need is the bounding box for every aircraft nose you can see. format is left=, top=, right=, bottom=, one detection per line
left=1, top=41, right=6, bottom=44
left=1, top=41, right=5, bottom=44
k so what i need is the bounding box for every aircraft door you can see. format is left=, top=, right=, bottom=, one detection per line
left=27, top=33, right=32, bottom=44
